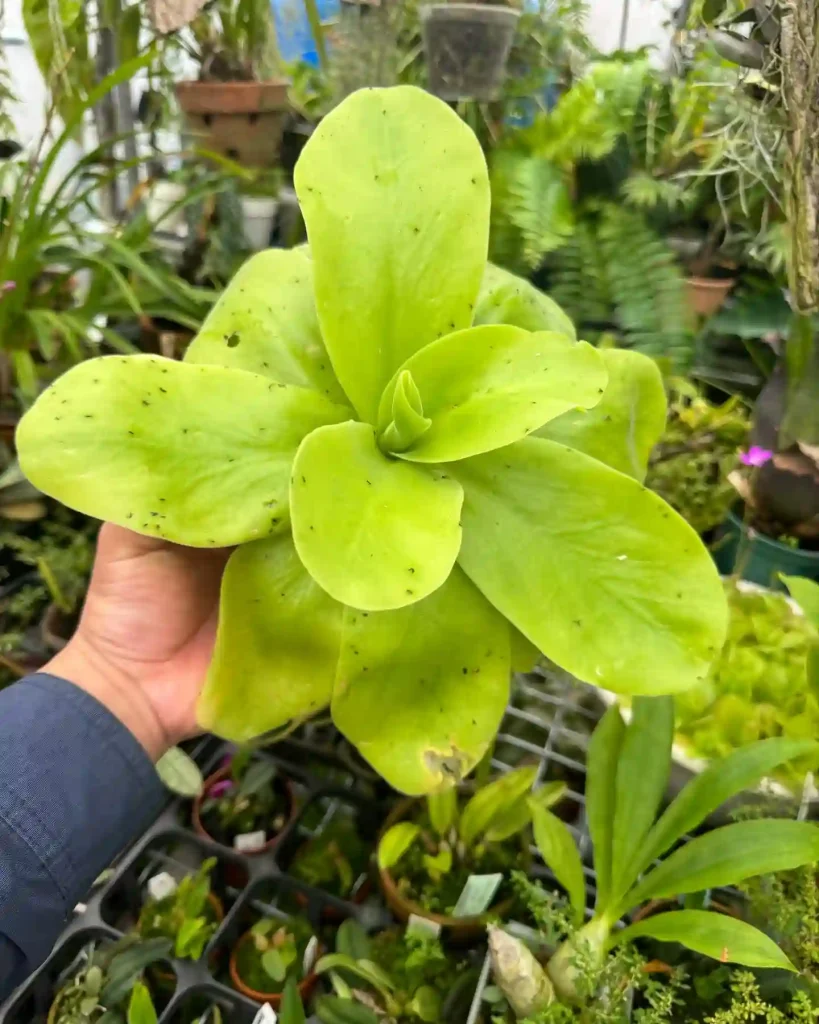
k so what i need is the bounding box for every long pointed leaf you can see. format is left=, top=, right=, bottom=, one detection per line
left=585, top=705, right=625, bottom=912
left=610, top=696, right=674, bottom=903
left=636, top=738, right=819, bottom=881
left=530, top=800, right=586, bottom=924
left=613, top=910, right=796, bottom=971
left=623, top=820, right=819, bottom=915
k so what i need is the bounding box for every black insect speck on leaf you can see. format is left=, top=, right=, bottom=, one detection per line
left=366, top=479, right=372, bottom=486
left=408, top=567, right=415, bottom=574
left=224, top=332, right=240, bottom=347
left=159, top=498, right=166, bottom=502
left=84, top=414, right=93, bottom=419
left=272, top=517, right=280, bottom=525
left=598, top=388, right=604, bottom=394
left=302, top=476, right=306, bottom=483
left=159, top=387, right=167, bottom=394
left=362, top=612, right=368, bottom=617
left=126, top=513, right=133, bottom=519
left=142, top=400, right=150, bottom=406
left=462, top=667, right=468, bottom=674
left=406, top=589, right=413, bottom=596
left=183, top=428, right=188, bottom=434
left=309, top=525, right=315, bottom=531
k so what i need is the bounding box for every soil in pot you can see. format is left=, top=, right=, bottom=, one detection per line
left=422, top=4, right=521, bottom=102
left=288, top=804, right=371, bottom=904
left=229, top=914, right=318, bottom=1006
left=713, top=509, right=819, bottom=587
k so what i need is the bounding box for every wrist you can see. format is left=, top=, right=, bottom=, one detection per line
left=45, top=633, right=172, bottom=762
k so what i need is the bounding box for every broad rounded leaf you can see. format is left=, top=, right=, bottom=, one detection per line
left=510, top=626, right=540, bottom=673
left=378, top=327, right=606, bottom=463
left=538, top=349, right=667, bottom=480
left=295, top=85, right=489, bottom=423
left=155, top=747, right=204, bottom=797
left=614, top=911, right=796, bottom=972
left=332, top=568, right=511, bottom=794
left=291, top=421, right=463, bottom=611
left=185, top=248, right=347, bottom=404
left=453, top=437, right=727, bottom=696
left=197, top=533, right=343, bottom=741
left=377, top=822, right=421, bottom=871
left=474, top=263, right=576, bottom=338
left=17, top=355, right=350, bottom=547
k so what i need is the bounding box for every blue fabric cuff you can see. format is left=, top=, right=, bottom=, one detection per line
left=0, top=673, right=165, bottom=968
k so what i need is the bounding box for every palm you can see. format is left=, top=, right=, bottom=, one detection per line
left=78, top=525, right=230, bottom=741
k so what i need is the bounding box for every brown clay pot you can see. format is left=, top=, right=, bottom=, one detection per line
left=377, top=797, right=517, bottom=941
left=685, top=276, right=735, bottom=318
left=229, top=930, right=321, bottom=1007
left=175, top=80, right=290, bottom=168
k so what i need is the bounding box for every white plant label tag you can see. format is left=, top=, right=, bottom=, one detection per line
left=406, top=914, right=441, bottom=939
left=147, top=872, right=178, bottom=902
left=252, top=1005, right=277, bottom=1024
left=303, top=934, right=320, bottom=973
left=234, top=830, right=266, bottom=853
left=452, top=873, right=503, bottom=918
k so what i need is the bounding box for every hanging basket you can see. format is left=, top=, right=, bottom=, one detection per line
left=421, top=4, right=521, bottom=102
left=175, top=80, right=290, bottom=168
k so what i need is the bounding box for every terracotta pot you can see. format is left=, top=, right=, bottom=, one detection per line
left=193, top=764, right=298, bottom=862
left=685, top=276, right=735, bottom=318
left=378, top=797, right=516, bottom=941
left=148, top=892, right=225, bottom=990
left=175, top=80, right=290, bottom=168
left=41, top=602, right=76, bottom=653
left=229, top=930, right=320, bottom=1007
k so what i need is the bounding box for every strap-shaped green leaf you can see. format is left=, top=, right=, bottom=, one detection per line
left=460, top=766, right=538, bottom=846
left=538, top=349, right=667, bottom=481
left=332, top=568, right=510, bottom=794
left=377, top=327, right=606, bottom=464
left=279, top=977, right=308, bottom=1024
left=453, top=437, right=727, bottom=697
left=291, top=421, right=463, bottom=611
left=622, top=820, right=819, bottom=915
left=185, top=247, right=347, bottom=404
left=635, top=737, right=819, bottom=882
left=474, top=263, right=576, bottom=338
left=17, top=355, right=350, bottom=547
left=584, top=706, right=625, bottom=912
left=377, top=822, right=421, bottom=871
left=609, top=696, right=674, bottom=903
left=427, top=787, right=458, bottom=836
left=530, top=801, right=586, bottom=925
left=613, top=910, right=796, bottom=972
left=295, top=85, right=489, bottom=423
left=197, top=533, right=343, bottom=741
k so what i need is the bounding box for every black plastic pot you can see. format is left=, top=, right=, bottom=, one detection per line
left=422, top=3, right=521, bottom=101
left=713, top=510, right=819, bottom=588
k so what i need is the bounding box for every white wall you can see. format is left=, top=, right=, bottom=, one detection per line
left=586, top=0, right=678, bottom=63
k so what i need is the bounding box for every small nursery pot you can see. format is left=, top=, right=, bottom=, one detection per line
left=685, top=276, right=735, bottom=318
left=378, top=797, right=517, bottom=941
left=148, top=892, right=225, bottom=990
left=228, top=930, right=320, bottom=1006
left=713, top=510, right=819, bottom=587
left=422, top=4, right=521, bottom=101
left=41, top=603, right=76, bottom=653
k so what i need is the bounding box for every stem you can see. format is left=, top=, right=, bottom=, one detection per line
left=37, top=557, right=71, bottom=613
left=546, top=916, right=611, bottom=1002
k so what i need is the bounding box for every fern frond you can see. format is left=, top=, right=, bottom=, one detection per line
left=621, top=172, right=688, bottom=210
left=548, top=222, right=610, bottom=328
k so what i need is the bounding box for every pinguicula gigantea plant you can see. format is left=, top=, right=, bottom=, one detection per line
left=487, top=697, right=819, bottom=1016
left=18, top=86, right=727, bottom=795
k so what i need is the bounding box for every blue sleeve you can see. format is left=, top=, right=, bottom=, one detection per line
left=0, top=673, right=166, bottom=999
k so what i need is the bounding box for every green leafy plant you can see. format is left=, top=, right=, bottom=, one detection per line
left=233, top=915, right=314, bottom=995
left=378, top=767, right=565, bottom=916
left=290, top=810, right=369, bottom=900
left=199, top=748, right=288, bottom=845
left=315, top=919, right=475, bottom=1023
left=17, top=85, right=727, bottom=795
left=486, top=695, right=819, bottom=1016
left=182, top=0, right=280, bottom=81
left=674, top=580, right=819, bottom=787
left=136, top=859, right=219, bottom=960
left=646, top=383, right=751, bottom=535
left=48, top=935, right=169, bottom=1024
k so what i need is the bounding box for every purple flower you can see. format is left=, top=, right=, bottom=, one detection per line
left=740, top=446, right=773, bottom=468
left=208, top=779, right=234, bottom=799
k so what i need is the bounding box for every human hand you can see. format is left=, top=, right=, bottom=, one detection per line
left=46, top=524, right=231, bottom=761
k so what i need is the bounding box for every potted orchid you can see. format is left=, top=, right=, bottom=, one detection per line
left=17, top=85, right=727, bottom=796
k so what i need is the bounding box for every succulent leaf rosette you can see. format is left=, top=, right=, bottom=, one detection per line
left=17, top=87, right=727, bottom=795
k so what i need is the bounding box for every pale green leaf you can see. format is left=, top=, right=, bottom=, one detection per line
left=379, top=370, right=432, bottom=453
left=610, top=696, right=674, bottom=903
left=315, top=995, right=380, bottom=1024
left=453, top=437, right=727, bottom=697
left=530, top=801, right=586, bottom=924
left=484, top=797, right=531, bottom=842
left=17, top=355, right=350, bottom=547
left=377, top=822, right=421, bottom=871
left=427, top=787, right=458, bottom=836
left=185, top=247, right=347, bottom=404
left=332, top=568, right=511, bottom=794
left=197, top=533, right=343, bottom=742
left=474, top=263, right=576, bottom=338
left=538, top=349, right=667, bottom=481
left=460, top=766, right=538, bottom=846
left=263, top=948, right=287, bottom=982
left=155, top=747, right=204, bottom=797
left=315, top=955, right=394, bottom=998
left=510, top=626, right=540, bottom=673
left=280, top=977, right=308, bottom=1024
left=623, top=820, right=819, bottom=914
left=336, top=920, right=372, bottom=962
left=782, top=574, right=819, bottom=630
left=291, top=421, right=463, bottom=611
left=637, top=737, right=819, bottom=883
left=378, top=327, right=606, bottom=463
left=614, top=911, right=796, bottom=971
left=295, top=85, right=489, bottom=422
left=585, top=706, right=625, bottom=911
left=127, top=981, right=158, bottom=1024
